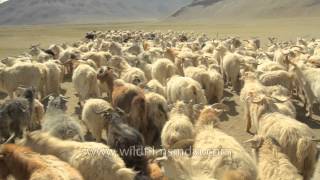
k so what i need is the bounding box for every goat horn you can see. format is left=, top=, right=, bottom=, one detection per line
left=290, top=46, right=304, bottom=50
left=154, top=156, right=168, bottom=163
left=60, top=95, right=70, bottom=99
left=3, top=133, right=15, bottom=144
left=211, top=103, right=230, bottom=112
left=94, top=108, right=111, bottom=114
left=41, top=93, right=54, bottom=102
left=272, top=95, right=290, bottom=102
left=171, top=139, right=194, bottom=149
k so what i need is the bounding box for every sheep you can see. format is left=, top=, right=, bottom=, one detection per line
left=16, top=87, right=45, bottom=131
left=166, top=76, right=207, bottom=105
left=256, top=61, right=287, bottom=72
left=97, top=66, right=149, bottom=140
left=121, top=67, right=147, bottom=86
left=208, top=69, right=224, bottom=103
left=146, top=79, right=166, bottom=98
left=147, top=162, right=168, bottom=180
left=175, top=50, right=199, bottom=76
left=112, top=83, right=148, bottom=138
left=109, top=42, right=123, bottom=56
left=42, top=113, right=84, bottom=142
left=184, top=66, right=211, bottom=92
left=32, top=62, right=49, bottom=98
left=273, top=49, right=291, bottom=70
left=185, top=66, right=224, bottom=103
left=0, top=63, right=42, bottom=98
left=103, top=108, right=149, bottom=179
left=49, top=44, right=80, bottom=74
left=135, top=55, right=152, bottom=80
left=191, top=105, right=257, bottom=180
left=0, top=90, right=34, bottom=143
left=42, top=94, right=69, bottom=112
left=0, top=144, right=84, bottom=180
left=245, top=136, right=303, bottom=180
left=222, top=53, right=241, bottom=91
left=29, top=99, right=45, bottom=131
left=40, top=95, right=83, bottom=141
left=239, top=72, right=267, bottom=134
left=267, top=85, right=296, bottom=118
left=145, top=92, right=169, bottom=146
left=0, top=56, right=32, bottom=67
left=289, top=60, right=320, bottom=118
left=215, top=45, right=241, bottom=91
left=43, top=61, right=62, bottom=96
left=246, top=93, right=318, bottom=180
left=20, top=131, right=136, bottom=180
left=161, top=101, right=194, bottom=150
left=81, top=51, right=112, bottom=67
left=29, top=44, right=52, bottom=62
left=257, top=70, right=294, bottom=91
left=81, top=99, right=113, bottom=142
left=72, top=64, right=100, bottom=107
left=157, top=153, right=217, bottom=180
left=151, top=58, right=177, bottom=86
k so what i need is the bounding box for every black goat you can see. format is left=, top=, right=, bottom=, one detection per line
left=0, top=87, right=35, bottom=143
left=103, top=108, right=150, bottom=180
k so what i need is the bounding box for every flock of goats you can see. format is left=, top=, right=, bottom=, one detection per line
left=0, top=30, right=320, bottom=180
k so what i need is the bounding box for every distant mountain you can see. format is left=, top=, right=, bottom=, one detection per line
left=170, top=0, right=320, bottom=20
left=0, top=0, right=192, bottom=25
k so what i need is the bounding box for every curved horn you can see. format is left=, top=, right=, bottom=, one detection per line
left=41, top=93, right=54, bottom=102
left=290, top=45, right=304, bottom=50
left=3, top=133, right=15, bottom=144
left=60, top=95, right=70, bottom=100
left=272, top=95, right=290, bottom=102
left=94, top=108, right=112, bottom=114
left=211, top=103, right=230, bottom=112
left=171, top=139, right=194, bottom=149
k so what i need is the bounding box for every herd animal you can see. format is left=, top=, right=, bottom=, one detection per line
left=0, top=30, right=319, bottom=180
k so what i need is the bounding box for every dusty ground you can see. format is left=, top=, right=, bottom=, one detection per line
left=0, top=20, right=320, bottom=178
left=2, top=17, right=320, bottom=58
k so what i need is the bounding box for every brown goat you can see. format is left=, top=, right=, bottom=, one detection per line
left=0, top=144, right=83, bottom=180
left=148, top=162, right=168, bottom=180
left=97, top=66, right=148, bottom=139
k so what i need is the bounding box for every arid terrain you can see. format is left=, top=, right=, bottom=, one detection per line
left=1, top=19, right=320, bottom=179
left=2, top=18, right=320, bottom=58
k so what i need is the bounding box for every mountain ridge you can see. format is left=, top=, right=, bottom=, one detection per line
left=170, top=0, right=320, bottom=20
left=0, top=0, right=191, bottom=25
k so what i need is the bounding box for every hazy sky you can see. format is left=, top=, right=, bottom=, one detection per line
left=0, top=0, right=9, bottom=3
